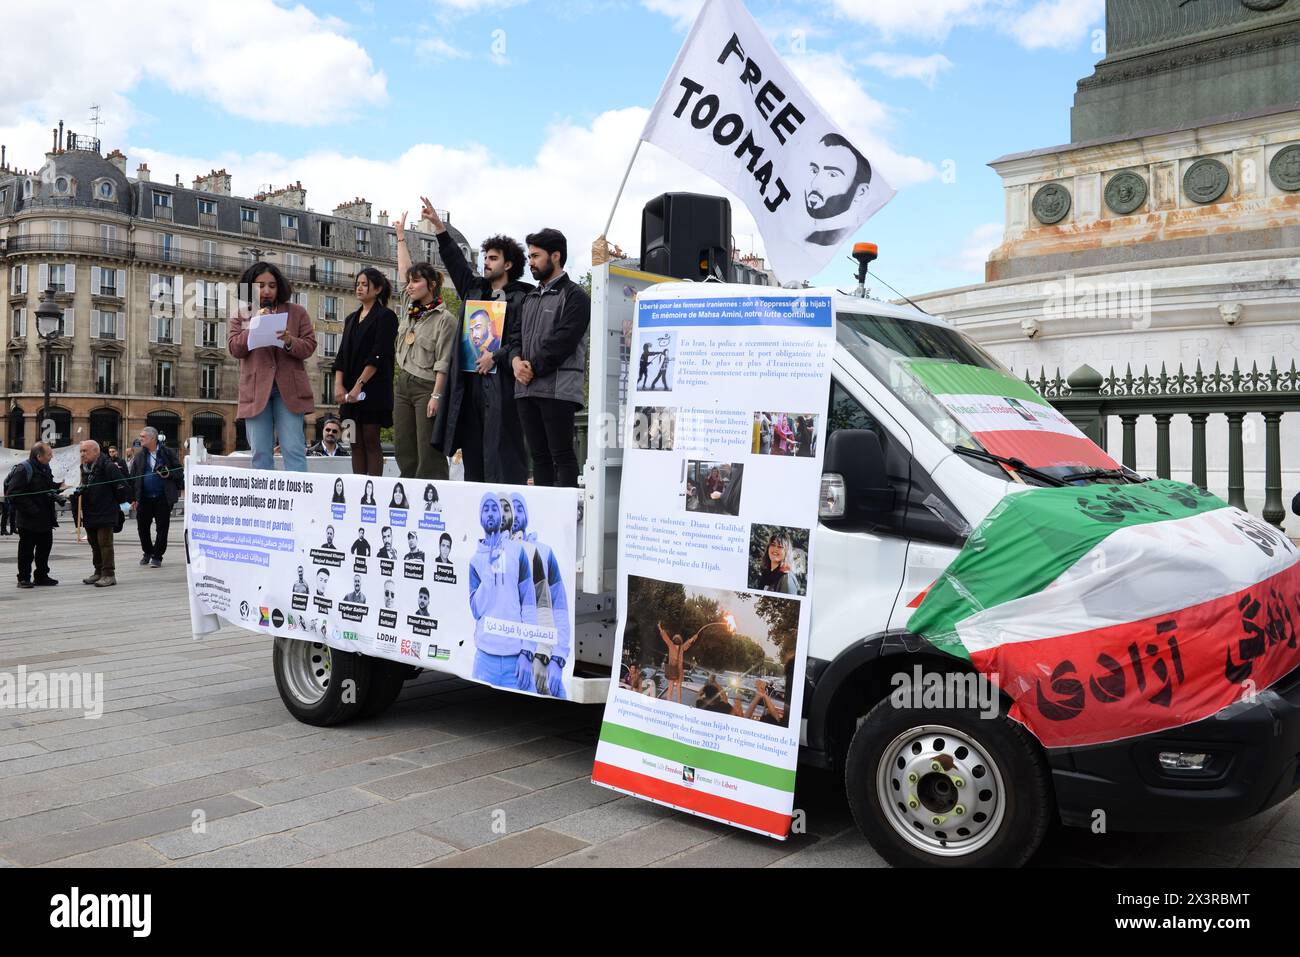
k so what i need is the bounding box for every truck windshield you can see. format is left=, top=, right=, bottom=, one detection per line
left=835, top=312, right=1049, bottom=485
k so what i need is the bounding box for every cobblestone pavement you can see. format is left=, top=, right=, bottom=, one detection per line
left=0, top=526, right=1295, bottom=868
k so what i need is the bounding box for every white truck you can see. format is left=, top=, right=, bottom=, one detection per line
left=207, top=262, right=1300, bottom=867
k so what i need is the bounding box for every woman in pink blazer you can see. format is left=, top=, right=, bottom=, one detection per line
left=228, top=261, right=317, bottom=471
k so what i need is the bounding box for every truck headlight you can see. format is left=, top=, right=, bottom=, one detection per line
left=820, top=473, right=846, bottom=519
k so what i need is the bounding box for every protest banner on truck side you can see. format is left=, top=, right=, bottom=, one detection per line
left=184, top=466, right=579, bottom=700
left=592, top=289, right=835, bottom=838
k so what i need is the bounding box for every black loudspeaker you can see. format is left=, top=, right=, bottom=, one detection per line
left=641, top=192, right=731, bottom=281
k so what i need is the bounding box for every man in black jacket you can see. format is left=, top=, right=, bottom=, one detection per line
left=420, top=199, right=532, bottom=484
left=70, top=440, right=131, bottom=587
left=128, top=426, right=183, bottom=568
left=6, top=442, right=62, bottom=587
left=509, top=227, right=591, bottom=488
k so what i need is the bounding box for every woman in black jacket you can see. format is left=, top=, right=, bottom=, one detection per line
left=333, top=267, right=398, bottom=476
left=7, top=442, right=62, bottom=587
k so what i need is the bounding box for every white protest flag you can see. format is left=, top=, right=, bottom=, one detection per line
left=640, top=0, right=895, bottom=283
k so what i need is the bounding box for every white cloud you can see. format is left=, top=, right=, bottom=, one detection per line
left=1005, top=0, right=1104, bottom=51
left=0, top=0, right=385, bottom=132
left=829, top=0, right=1003, bottom=43
left=785, top=52, right=937, bottom=188
left=863, top=52, right=954, bottom=88
left=830, top=0, right=1101, bottom=49
left=640, top=0, right=705, bottom=31
left=949, top=221, right=1003, bottom=274
left=416, top=36, right=472, bottom=60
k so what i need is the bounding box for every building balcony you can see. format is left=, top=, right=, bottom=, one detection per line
left=241, top=220, right=259, bottom=236
left=198, top=212, right=219, bottom=229
left=154, top=384, right=177, bottom=398
left=96, top=379, right=118, bottom=395
left=5, top=234, right=134, bottom=259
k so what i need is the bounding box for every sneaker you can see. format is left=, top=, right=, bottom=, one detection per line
left=83, top=574, right=102, bottom=585
left=149, top=557, right=162, bottom=568
left=139, top=554, right=151, bottom=566
left=94, top=576, right=117, bottom=588
left=33, top=578, right=58, bottom=586
left=16, top=580, right=33, bottom=589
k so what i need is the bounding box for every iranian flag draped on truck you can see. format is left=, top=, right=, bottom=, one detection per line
left=908, top=478, right=1300, bottom=748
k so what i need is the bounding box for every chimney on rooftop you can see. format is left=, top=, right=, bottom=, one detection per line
left=107, top=149, right=126, bottom=174
left=332, top=197, right=372, bottom=222
left=136, top=162, right=151, bottom=183
left=193, top=168, right=232, bottom=196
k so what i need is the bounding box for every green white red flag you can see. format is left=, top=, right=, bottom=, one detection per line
left=908, top=479, right=1300, bottom=747
left=903, top=359, right=1118, bottom=471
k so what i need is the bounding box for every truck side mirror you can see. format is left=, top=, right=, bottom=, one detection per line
left=820, top=429, right=896, bottom=520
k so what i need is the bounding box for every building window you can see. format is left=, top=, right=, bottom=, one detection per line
left=198, top=198, right=217, bottom=215
left=155, top=361, right=175, bottom=397
left=8, top=356, right=22, bottom=392
left=161, top=233, right=177, bottom=262
left=9, top=265, right=27, bottom=295
left=322, top=259, right=337, bottom=283
left=47, top=264, right=68, bottom=293
left=96, top=180, right=115, bottom=201
left=355, top=227, right=370, bottom=255
left=201, top=280, right=221, bottom=317
left=322, top=332, right=339, bottom=357
left=200, top=320, right=221, bottom=348
left=22, top=179, right=33, bottom=199
left=241, top=207, right=259, bottom=235
left=280, top=213, right=299, bottom=241
left=95, top=310, right=118, bottom=340
left=50, top=354, right=66, bottom=392
left=94, top=267, right=121, bottom=297
left=200, top=363, right=219, bottom=399
left=96, top=355, right=116, bottom=393
left=54, top=176, right=70, bottom=195
left=321, top=370, right=334, bottom=404
left=285, top=252, right=300, bottom=272
left=49, top=220, right=70, bottom=250
left=10, top=307, right=26, bottom=338
left=323, top=295, right=338, bottom=321
left=153, top=190, right=173, bottom=219
left=150, top=273, right=175, bottom=307
left=290, top=291, right=306, bottom=307
left=320, top=221, right=335, bottom=248
left=153, top=315, right=175, bottom=345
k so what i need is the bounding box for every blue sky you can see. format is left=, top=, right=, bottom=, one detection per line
left=2, top=0, right=1105, bottom=296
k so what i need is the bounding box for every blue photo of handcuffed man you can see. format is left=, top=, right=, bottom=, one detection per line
left=510, top=492, right=568, bottom=698
left=468, top=491, right=538, bottom=692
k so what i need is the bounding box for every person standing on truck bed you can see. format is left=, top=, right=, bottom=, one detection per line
left=420, top=199, right=532, bottom=485
left=392, top=211, right=457, bottom=481
left=509, top=228, right=591, bottom=488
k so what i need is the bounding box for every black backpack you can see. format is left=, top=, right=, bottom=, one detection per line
left=4, top=460, right=33, bottom=498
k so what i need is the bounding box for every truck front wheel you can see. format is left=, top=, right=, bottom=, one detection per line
left=844, top=697, right=1052, bottom=867
left=273, top=637, right=372, bottom=726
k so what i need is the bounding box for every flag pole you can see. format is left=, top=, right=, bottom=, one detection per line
left=601, top=139, right=643, bottom=240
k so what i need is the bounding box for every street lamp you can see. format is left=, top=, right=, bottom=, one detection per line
left=33, top=288, right=63, bottom=445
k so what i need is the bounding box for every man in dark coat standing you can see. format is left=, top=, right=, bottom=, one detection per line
left=69, top=440, right=131, bottom=587
left=421, top=200, right=532, bottom=484
left=6, top=442, right=62, bottom=588
left=128, top=426, right=183, bottom=568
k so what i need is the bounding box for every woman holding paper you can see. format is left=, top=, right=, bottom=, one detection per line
left=334, top=268, right=399, bottom=476
left=228, top=261, right=316, bottom=473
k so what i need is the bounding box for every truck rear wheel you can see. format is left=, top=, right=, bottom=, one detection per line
left=273, top=637, right=372, bottom=726
left=844, top=696, right=1052, bottom=867
left=357, top=659, right=411, bottom=719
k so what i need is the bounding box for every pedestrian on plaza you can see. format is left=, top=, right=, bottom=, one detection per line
left=393, top=209, right=457, bottom=480
left=6, top=442, right=62, bottom=588
left=508, top=228, right=590, bottom=488
left=106, top=444, right=129, bottom=480
left=307, top=417, right=349, bottom=457
left=128, top=426, right=184, bottom=569
left=0, top=486, right=12, bottom=536
left=423, top=199, right=533, bottom=484
left=228, top=260, right=317, bottom=473
left=333, top=267, right=398, bottom=476
left=69, top=439, right=131, bottom=588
